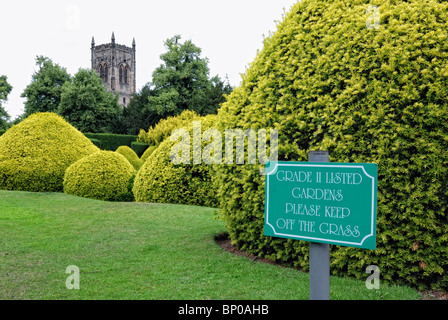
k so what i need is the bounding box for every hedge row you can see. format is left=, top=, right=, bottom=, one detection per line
left=84, top=132, right=139, bottom=151
left=131, top=142, right=149, bottom=157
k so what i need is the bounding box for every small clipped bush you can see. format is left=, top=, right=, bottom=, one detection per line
left=214, top=0, right=448, bottom=290
left=137, top=110, right=200, bottom=146
left=133, top=114, right=219, bottom=207
left=0, top=112, right=99, bottom=192
left=140, top=145, right=157, bottom=163
left=116, top=145, right=143, bottom=171
left=63, top=151, right=135, bottom=202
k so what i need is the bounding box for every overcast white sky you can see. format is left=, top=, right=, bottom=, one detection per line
left=0, top=0, right=299, bottom=120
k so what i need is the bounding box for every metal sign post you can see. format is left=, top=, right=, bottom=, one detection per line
left=263, top=152, right=378, bottom=301
left=308, top=151, right=330, bottom=300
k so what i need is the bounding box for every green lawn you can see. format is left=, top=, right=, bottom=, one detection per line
left=0, top=190, right=421, bottom=300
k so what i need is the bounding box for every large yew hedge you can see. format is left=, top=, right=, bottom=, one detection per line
left=0, top=112, right=99, bottom=192
left=214, top=0, right=448, bottom=290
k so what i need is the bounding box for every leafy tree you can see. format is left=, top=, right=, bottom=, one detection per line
left=196, top=75, right=233, bottom=115
left=120, top=84, right=162, bottom=135
left=21, top=56, right=71, bottom=116
left=149, top=35, right=232, bottom=117
left=0, top=75, right=12, bottom=130
left=58, top=69, right=120, bottom=133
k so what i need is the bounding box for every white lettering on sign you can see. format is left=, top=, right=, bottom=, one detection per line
left=286, top=203, right=321, bottom=216
left=276, top=170, right=313, bottom=183
left=291, top=187, right=344, bottom=201
left=325, top=172, right=363, bottom=185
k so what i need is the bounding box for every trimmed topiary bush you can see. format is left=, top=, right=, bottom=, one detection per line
left=116, top=145, right=143, bottom=171
left=133, top=114, right=219, bottom=207
left=140, top=145, right=157, bottom=163
left=0, top=112, right=99, bottom=192
left=137, top=110, right=200, bottom=146
left=63, top=150, right=135, bottom=202
left=214, top=0, right=448, bottom=290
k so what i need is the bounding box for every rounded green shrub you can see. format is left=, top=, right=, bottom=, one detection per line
left=115, top=145, right=143, bottom=171
left=138, top=110, right=200, bottom=146
left=133, top=114, right=219, bottom=207
left=63, top=151, right=135, bottom=201
left=214, top=0, right=448, bottom=290
left=140, top=145, right=157, bottom=163
left=0, top=112, right=99, bottom=192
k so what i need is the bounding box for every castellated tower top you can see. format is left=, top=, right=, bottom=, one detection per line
left=91, top=32, right=136, bottom=107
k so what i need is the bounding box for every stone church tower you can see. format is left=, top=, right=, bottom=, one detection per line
left=91, top=32, right=136, bottom=107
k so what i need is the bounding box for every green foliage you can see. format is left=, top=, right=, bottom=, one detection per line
left=214, top=0, right=448, bottom=291
left=115, top=145, right=143, bottom=171
left=63, top=150, right=135, bottom=202
left=83, top=133, right=138, bottom=151
left=130, top=142, right=149, bottom=157
left=121, top=85, right=162, bottom=135
left=88, top=138, right=102, bottom=149
left=140, top=145, right=157, bottom=163
left=138, top=110, right=200, bottom=146
left=148, top=35, right=232, bottom=118
left=198, top=75, right=233, bottom=116
left=0, top=112, right=99, bottom=192
left=21, top=56, right=71, bottom=117
left=133, top=114, right=219, bottom=207
left=58, top=69, right=121, bottom=133
left=149, top=35, right=210, bottom=116
left=0, top=75, right=12, bottom=130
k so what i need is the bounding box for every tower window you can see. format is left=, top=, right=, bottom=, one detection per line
left=124, top=67, right=128, bottom=85
left=99, top=63, right=108, bottom=82
left=104, top=65, right=108, bottom=82
left=119, top=65, right=129, bottom=85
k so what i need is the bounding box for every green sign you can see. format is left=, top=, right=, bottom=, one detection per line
left=264, top=161, right=378, bottom=250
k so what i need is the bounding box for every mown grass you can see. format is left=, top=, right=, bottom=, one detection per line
left=0, top=190, right=421, bottom=300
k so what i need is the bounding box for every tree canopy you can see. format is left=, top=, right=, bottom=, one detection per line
left=0, top=75, right=13, bottom=130
left=21, top=56, right=71, bottom=116
left=58, top=69, right=121, bottom=133
left=147, top=35, right=232, bottom=117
